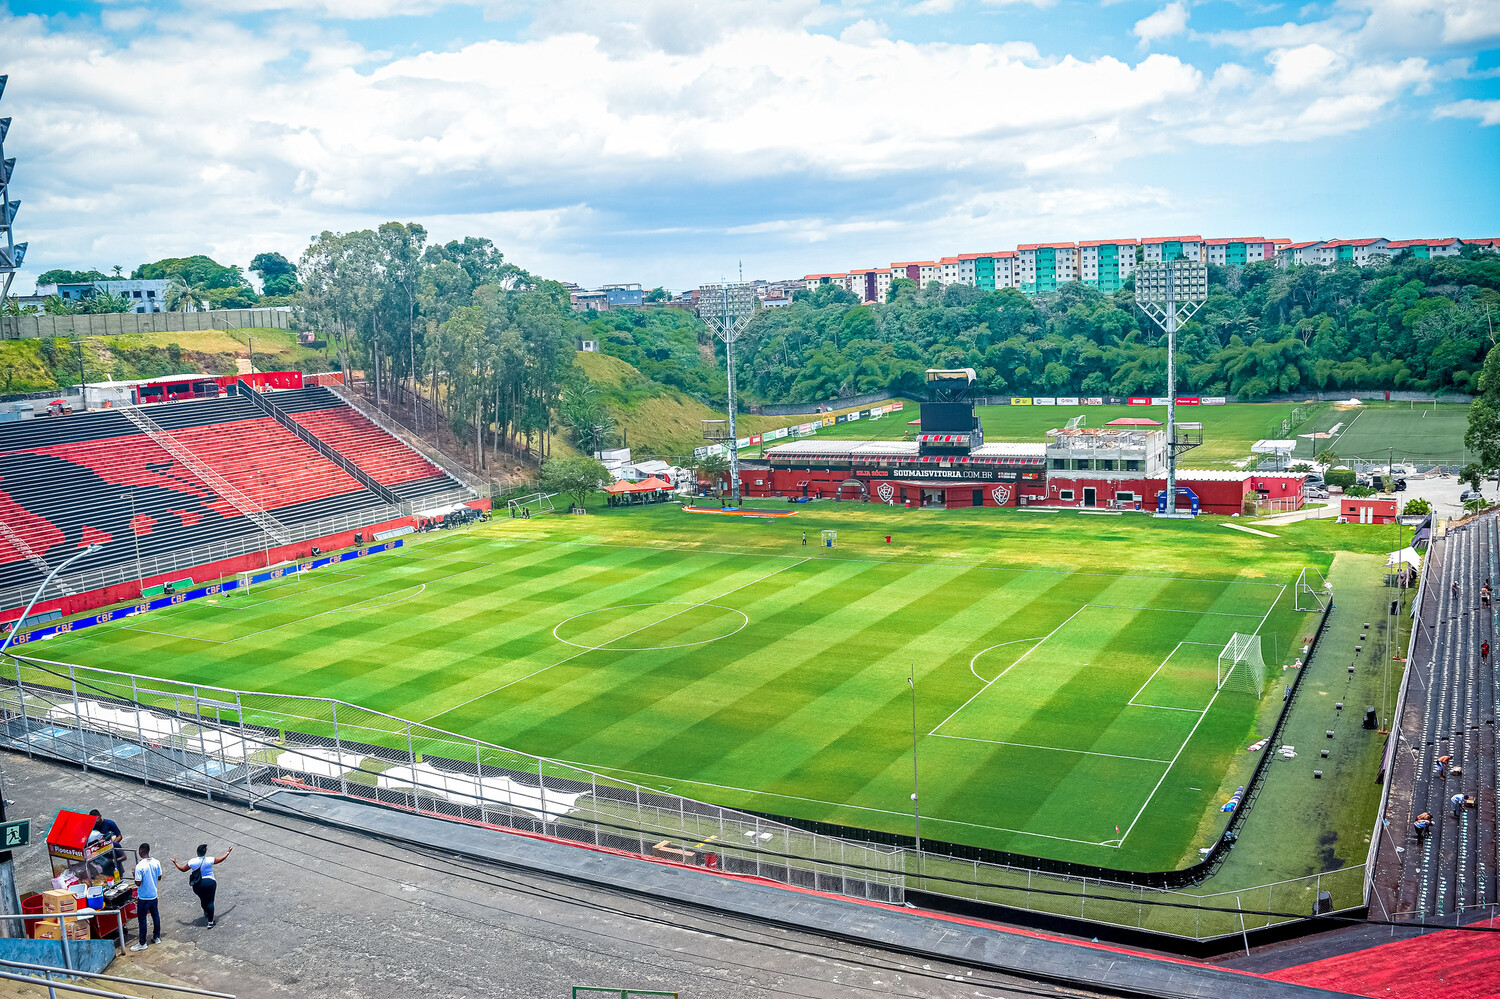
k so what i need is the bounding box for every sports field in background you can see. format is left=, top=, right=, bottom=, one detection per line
left=748, top=400, right=1300, bottom=465
left=1290, top=400, right=1471, bottom=464
left=28, top=503, right=1375, bottom=872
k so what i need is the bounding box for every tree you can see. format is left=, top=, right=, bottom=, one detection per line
left=79, top=290, right=133, bottom=314
left=695, top=451, right=730, bottom=502
left=1465, top=346, right=1500, bottom=473
left=1313, top=447, right=1340, bottom=469
left=559, top=380, right=617, bottom=454
left=165, top=279, right=200, bottom=312
left=540, top=454, right=609, bottom=510
left=1402, top=498, right=1432, bottom=516
left=250, top=251, right=300, bottom=297
left=1461, top=462, right=1484, bottom=492
left=36, top=269, right=108, bottom=285
left=645, top=286, right=668, bottom=302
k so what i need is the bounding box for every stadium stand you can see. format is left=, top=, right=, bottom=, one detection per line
left=268, top=386, right=457, bottom=501
left=1392, top=512, right=1498, bottom=920
left=0, top=389, right=476, bottom=611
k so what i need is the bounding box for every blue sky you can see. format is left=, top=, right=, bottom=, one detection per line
left=3, top=0, right=1498, bottom=291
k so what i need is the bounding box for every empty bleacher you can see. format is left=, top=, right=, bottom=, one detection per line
left=0, top=387, right=474, bottom=608
left=266, top=386, right=460, bottom=502
left=1393, top=512, right=1498, bottom=920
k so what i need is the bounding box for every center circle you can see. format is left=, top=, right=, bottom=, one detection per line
left=553, top=602, right=749, bottom=652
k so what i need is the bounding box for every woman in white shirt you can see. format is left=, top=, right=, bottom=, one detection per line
left=172, top=843, right=232, bottom=927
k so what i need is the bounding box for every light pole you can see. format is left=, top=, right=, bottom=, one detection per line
left=1134, top=260, right=1207, bottom=516
left=696, top=282, right=757, bottom=508
left=69, top=337, right=88, bottom=412
left=247, top=334, right=256, bottom=377
left=123, top=492, right=144, bottom=596
left=0, top=75, right=28, bottom=314
left=909, top=672, right=921, bottom=853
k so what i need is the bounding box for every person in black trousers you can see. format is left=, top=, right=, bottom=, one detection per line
left=172, top=844, right=232, bottom=927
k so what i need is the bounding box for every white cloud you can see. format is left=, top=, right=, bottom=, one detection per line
left=0, top=2, right=1481, bottom=289
left=1436, top=98, right=1500, bottom=125
left=1134, top=2, right=1190, bottom=46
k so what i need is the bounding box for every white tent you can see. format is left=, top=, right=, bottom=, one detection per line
left=1385, top=547, right=1423, bottom=571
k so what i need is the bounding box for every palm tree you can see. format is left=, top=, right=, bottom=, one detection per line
left=1313, top=447, right=1339, bottom=470
left=166, top=279, right=200, bottom=312
left=696, top=451, right=730, bottom=503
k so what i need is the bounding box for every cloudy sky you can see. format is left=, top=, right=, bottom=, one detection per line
left=3, top=0, right=1498, bottom=291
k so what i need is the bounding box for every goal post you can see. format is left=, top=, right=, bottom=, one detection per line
left=821, top=530, right=837, bottom=548
left=228, top=570, right=254, bottom=598
left=507, top=492, right=556, bottom=516
left=1219, top=633, right=1267, bottom=698
left=1295, top=567, right=1331, bottom=612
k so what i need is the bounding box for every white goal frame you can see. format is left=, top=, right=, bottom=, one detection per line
left=1295, top=567, right=1331, bottom=611
left=229, top=571, right=254, bottom=597
left=1218, top=632, right=1267, bottom=698
left=821, top=530, right=837, bottom=548
left=508, top=492, right=556, bottom=516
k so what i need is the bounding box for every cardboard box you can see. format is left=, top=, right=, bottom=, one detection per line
left=33, top=917, right=89, bottom=940
left=41, top=889, right=77, bottom=914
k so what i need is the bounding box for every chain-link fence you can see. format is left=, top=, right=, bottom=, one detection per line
left=0, top=655, right=1370, bottom=941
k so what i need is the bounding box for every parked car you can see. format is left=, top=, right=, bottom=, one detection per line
left=1461, top=488, right=1484, bottom=503
left=1305, top=487, right=1330, bottom=500
left=1393, top=478, right=1407, bottom=492
left=1303, top=474, right=1324, bottom=487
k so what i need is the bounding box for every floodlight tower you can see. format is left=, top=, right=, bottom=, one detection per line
left=0, top=76, right=29, bottom=308
left=697, top=282, right=757, bottom=507
left=1134, top=259, right=1207, bottom=517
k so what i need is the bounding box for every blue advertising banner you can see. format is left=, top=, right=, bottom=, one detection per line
left=5, top=540, right=404, bottom=647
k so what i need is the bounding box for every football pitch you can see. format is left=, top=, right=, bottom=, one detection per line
left=32, top=506, right=1335, bottom=872
left=1292, top=400, right=1470, bottom=464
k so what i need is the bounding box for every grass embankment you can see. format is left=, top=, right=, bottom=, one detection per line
left=575, top=351, right=880, bottom=458
left=0, top=328, right=334, bottom=395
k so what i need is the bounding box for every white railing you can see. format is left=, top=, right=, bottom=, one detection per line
left=0, top=652, right=1374, bottom=941
left=115, top=404, right=291, bottom=545
left=0, top=522, right=73, bottom=595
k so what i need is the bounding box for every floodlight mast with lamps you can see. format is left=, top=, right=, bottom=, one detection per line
left=0, top=76, right=30, bottom=308
left=697, top=282, right=757, bottom=507
left=1134, top=260, right=1208, bottom=517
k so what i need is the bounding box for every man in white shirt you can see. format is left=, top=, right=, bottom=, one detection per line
left=130, top=843, right=163, bottom=951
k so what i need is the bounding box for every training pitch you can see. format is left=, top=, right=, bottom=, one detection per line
left=1292, top=400, right=1470, bottom=464
left=36, top=506, right=1328, bottom=871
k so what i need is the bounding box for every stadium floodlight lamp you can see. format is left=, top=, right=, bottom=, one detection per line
left=696, top=282, right=758, bottom=507
left=0, top=74, right=28, bottom=307
left=1134, top=260, right=1208, bottom=517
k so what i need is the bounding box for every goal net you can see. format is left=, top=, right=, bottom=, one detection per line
left=1295, top=567, right=1331, bottom=611
left=507, top=492, right=556, bottom=516
left=1219, top=633, right=1267, bottom=697
left=228, top=570, right=254, bottom=598
left=821, top=530, right=837, bottom=548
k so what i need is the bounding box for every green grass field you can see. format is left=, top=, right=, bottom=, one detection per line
left=1291, top=400, right=1471, bottom=464
left=749, top=400, right=1299, bottom=466
left=33, top=503, right=1397, bottom=874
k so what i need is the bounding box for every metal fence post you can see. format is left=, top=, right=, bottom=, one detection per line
left=235, top=692, right=254, bottom=808
left=58, top=913, right=71, bottom=970
left=14, top=654, right=32, bottom=759
left=68, top=663, right=86, bottom=772
left=131, top=677, right=147, bottom=786
left=329, top=701, right=346, bottom=798
left=406, top=723, right=418, bottom=813
left=191, top=686, right=210, bottom=802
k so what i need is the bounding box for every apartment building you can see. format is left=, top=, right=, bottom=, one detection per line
left=1141, top=236, right=1203, bottom=263
left=1016, top=243, right=1077, bottom=295
left=1384, top=238, right=1464, bottom=259
left=890, top=261, right=940, bottom=289
left=1077, top=240, right=1137, bottom=292
left=1203, top=238, right=1279, bottom=268
left=1318, top=238, right=1392, bottom=267
left=804, top=273, right=847, bottom=292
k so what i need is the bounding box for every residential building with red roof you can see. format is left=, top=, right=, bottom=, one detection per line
left=1076, top=239, right=1138, bottom=292
left=1203, top=237, right=1278, bottom=267
left=1140, top=236, right=1203, bottom=263
left=1016, top=242, right=1077, bottom=294
left=1385, top=238, right=1464, bottom=259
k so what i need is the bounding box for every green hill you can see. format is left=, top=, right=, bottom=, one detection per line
left=0, top=328, right=333, bottom=396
